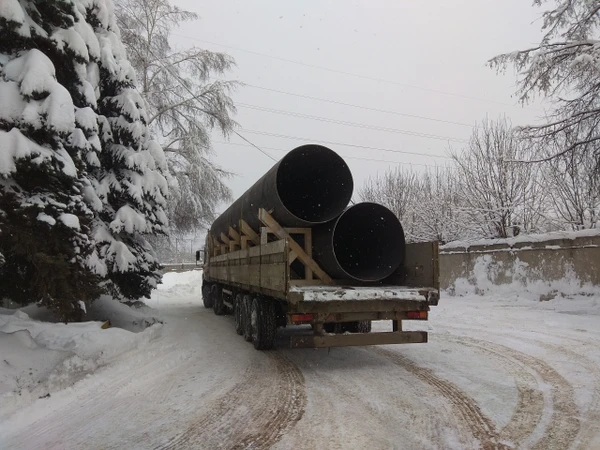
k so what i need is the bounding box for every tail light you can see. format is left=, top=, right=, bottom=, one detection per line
left=406, top=311, right=428, bottom=320
left=290, top=313, right=314, bottom=323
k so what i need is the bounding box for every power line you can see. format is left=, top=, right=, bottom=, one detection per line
left=172, top=32, right=517, bottom=107
left=243, top=85, right=474, bottom=128
left=237, top=103, right=468, bottom=142
left=238, top=129, right=454, bottom=160
left=232, top=130, right=277, bottom=161
left=119, top=15, right=456, bottom=165
left=115, top=14, right=277, bottom=164
left=217, top=140, right=456, bottom=170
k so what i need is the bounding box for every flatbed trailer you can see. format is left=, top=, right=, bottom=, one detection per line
left=201, top=208, right=439, bottom=350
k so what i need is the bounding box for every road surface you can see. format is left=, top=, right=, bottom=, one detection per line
left=2, top=277, right=600, bottom=449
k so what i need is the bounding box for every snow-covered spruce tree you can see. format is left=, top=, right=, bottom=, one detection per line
left=0, top=0, right=103, bottom=320
left=85, top=0, right=169, bottom=300
left=115, top=0, right=236, bottom=234
left=0, top=0, right=169, bottom=318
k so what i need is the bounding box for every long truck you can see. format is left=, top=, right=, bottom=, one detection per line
left=199, top=144, right=440, bottom=350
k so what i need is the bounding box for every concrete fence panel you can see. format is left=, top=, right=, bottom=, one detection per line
left=439, top=231, right=600, bottom=296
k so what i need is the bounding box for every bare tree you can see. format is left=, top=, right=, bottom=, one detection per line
left=541, top=128, right=600, bottom=229
left=115, top=0, right=237, bottom=233
left=450, top=118, right=546, bottom=239
left=489, top=0, right=600, bottom=162
left=410, top=168, right=466, bottom=244
left=359, top=167, right=464, bottom=243
left=360, top=168, right=421, bottom=239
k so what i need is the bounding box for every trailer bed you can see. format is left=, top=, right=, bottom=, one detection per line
left=289, top=285, right=439, bottom=302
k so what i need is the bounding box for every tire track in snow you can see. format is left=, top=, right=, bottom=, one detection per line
left=446, top=335, right=580, bottom=450
left=232, top=352, right=306, bottom=449
left=157, top=351, right=306, bottom=450
left=439, top=335, right=545, bottom=447
left=531, top=340, right=600, bottom=450
left=372, top=347, right=511, bottom=450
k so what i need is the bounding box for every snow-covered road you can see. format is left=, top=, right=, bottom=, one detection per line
left=2, top=272, right=600, bottom=449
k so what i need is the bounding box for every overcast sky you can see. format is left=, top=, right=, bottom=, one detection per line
left=171, top=0, right=547, bottom=219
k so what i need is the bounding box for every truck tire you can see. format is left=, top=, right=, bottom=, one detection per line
left=234, top=293, right=244, bottom=335
left=323, top=323, right=343, bottom=334
left=202, top=283, right=213, bottom=309
left=242, top=295, right=253, bottom=342
left=251, top=297, right=277, bottom=350
left=212, top=285, right=226, bottom=316
left=356, top=320, right=372, bottom=333
left=337, top=321, right=372, bottom=333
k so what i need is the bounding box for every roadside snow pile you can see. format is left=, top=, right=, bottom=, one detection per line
left=87, top=295, right=161, bottom=332
left=0, top=309, right=162, bottom=418
left=144, top=270, right=203, bottom=308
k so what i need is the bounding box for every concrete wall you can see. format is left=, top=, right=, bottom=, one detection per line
left=440, top=232, right=600, bottom=292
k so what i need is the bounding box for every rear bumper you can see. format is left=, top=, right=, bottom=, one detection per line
left=290, top=331, right=428, bottom=348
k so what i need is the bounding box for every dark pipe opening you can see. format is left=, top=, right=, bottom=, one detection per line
left=277, top=145, right=353, bottom=223
left=332, top=203, right=405, bottom=282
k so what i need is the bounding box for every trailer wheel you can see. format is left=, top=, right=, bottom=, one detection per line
left=202, top=283, right=213, bottom=309
left=323, top=323, right=343, bottom=334
left=326, top=320, right=371, bottom=334
left=212, top=285, right=226, bottom=316
left=251, top=297, right=277, bottom=350
left=234, top=293, right=244, bottom=335
left=242, top=294, right=253, bottom=342
left=356, top=320, right=372, bottom=333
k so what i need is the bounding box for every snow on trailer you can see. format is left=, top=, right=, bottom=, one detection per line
left=200, top=144, right=440, bottom=350
left=289, top=285, right=438, bottom=303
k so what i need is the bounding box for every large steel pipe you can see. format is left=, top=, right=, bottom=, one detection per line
left=312, top=203, right=405, bottom=282
left=210, top=144, right=353, bottom=237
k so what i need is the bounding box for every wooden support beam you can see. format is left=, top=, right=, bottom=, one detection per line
left=228, top=227, right=241, bottom=244
left=241, top=236, right=251, bottom=249
left=288, top=250, right=298, bottom=265
left=305, top=228, right=313, bottom=281
left=283, top=227, right=312, bottom=234
left=212, top=236, right=220, bottom=256
left=258, top=208, right=333, bottom=285
left=220, top=244, right=227, bottom=254
left=239, top=220, right=260, bottom=246
left=220, top=232, right=230, bottom=245
left=289, top=279, right=325, bottom=286
left=260, top=227, right=268, bottom=245
left=229, top=241, right=239, bottom=252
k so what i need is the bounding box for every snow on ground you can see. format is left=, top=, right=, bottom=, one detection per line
left=1, top=270, right=600, bottom=449
left=144, top=269, right=203, bottom=308
left=0, top=297, right=163, bottom=422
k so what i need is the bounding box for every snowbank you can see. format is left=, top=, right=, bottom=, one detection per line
left=144, top=270, right=204, bottom=308
left=0, top=271, right=202, bottom=416
left=0, top=309, right=162, bottom=418
left=87, top=295, right=161, bottom=332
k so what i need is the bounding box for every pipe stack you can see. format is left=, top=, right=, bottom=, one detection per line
left=209, top=144, right=405, bottom=282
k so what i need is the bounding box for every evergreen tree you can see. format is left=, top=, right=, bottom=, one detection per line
left=88, top=2, right=169, bottom=299
left=0, top=0, right=103, bottom=320
left=0, top=0, right=169, bottom=318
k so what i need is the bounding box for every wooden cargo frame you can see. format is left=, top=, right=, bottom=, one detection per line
left=204, top=208, right=439, bottom=311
